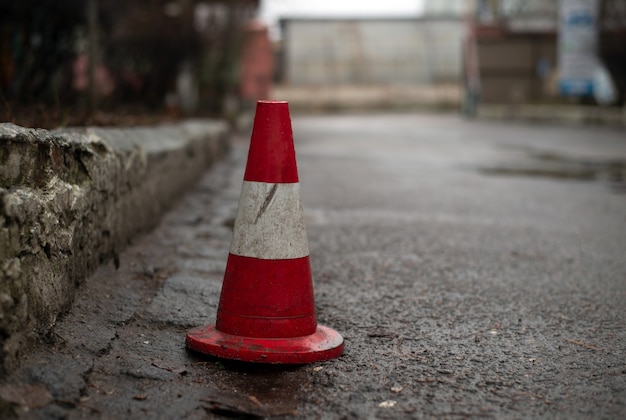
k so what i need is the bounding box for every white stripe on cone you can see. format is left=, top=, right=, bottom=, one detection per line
left=230, top=181, right=309, bottom=260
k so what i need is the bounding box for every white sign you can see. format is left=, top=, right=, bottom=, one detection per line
left=558, top=0, right=599, bottom=96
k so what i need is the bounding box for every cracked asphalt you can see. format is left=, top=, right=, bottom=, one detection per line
left=2, top=113, right=626, bottom=419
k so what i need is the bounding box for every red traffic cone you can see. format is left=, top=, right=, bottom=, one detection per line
left=186, top=100, right=344, bottom=364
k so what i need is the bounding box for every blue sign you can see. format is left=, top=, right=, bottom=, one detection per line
left=558, top=0, right=599, bottom=97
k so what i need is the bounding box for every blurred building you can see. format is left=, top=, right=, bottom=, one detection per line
left=423, top=0, right=469, bottom=16
left=462, top=1, right=559, bottom=109
left=462, top=0, right=625, bottom=109
left=278, top=17, right=464, bottom=87
left=239, top=20, right=274, bottom=109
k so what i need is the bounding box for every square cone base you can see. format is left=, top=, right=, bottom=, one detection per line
left=186, top=325, right=344, bottom=364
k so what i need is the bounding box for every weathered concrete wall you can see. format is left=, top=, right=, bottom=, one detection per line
left=0, top=121, right=229, bottom=373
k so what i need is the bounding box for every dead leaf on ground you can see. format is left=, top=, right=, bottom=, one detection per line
left=151, top=361, right=189, bottom=375
left=0, top=383, right=53, bottom=408
left=367, top=330, right=398, bottom=338
left=564, top=338, right=602, bottom=351
left=202, top=391, right=296, bottom=418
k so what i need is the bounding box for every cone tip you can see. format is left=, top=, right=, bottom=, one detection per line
left=245, top=99, right=298, bottom=183
left=257, top=100, right=288, bottom=105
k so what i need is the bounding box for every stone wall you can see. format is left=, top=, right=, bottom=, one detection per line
left=0, top=121, right=229, bottom=373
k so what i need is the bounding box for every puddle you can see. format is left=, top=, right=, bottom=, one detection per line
left=479, top=166, right=596, bottom=180
left=479, top=148, right=626, bottom=192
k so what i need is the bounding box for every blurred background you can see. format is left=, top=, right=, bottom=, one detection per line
left=0, top=0, right=624, bottom=128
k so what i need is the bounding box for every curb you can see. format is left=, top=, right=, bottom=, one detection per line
left=271, top=85, right=462, bottom=113
left=0, top=120, right=230, bottom=373
left=476, top=104, right=626, bottom=127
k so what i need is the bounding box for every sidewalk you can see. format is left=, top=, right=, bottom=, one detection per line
left=1, top=139, right=300, bottom=418
left=0, top=121, right=229, bottom=374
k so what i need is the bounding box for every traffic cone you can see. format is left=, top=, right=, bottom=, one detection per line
left=186, top=100, right=344, bottom=364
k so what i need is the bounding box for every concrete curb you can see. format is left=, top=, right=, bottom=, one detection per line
left=476, top=104, right=626, bottom=127
left=0, top=120, right=230, bottom=373
left=272, top=85, right=462, bottom=112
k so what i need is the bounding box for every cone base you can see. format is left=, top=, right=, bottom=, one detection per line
left=186, top=324, right=344, bottom=364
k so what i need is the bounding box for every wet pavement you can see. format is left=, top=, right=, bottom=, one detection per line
left=2, top=113, right=626, bottom=418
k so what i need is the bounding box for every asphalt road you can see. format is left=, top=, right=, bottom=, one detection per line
left=3, top=113, right=625, bottom=418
